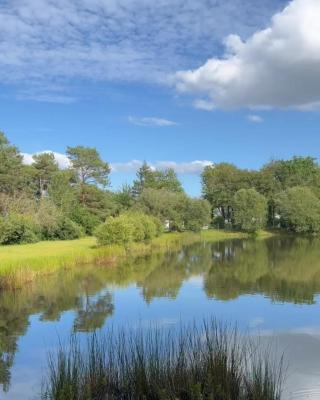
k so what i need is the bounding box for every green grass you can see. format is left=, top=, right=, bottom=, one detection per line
left=0, top=229, right=273, bottom=288
left=42, top=320, right=283, bottom=400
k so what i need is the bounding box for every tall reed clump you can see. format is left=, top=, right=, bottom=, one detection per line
left=42, top=320, right=283, bottom=400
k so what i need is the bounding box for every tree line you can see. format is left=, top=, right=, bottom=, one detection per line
left=2, top=130, right=320, bottom=245
left=0, top=132, right=210, bottom=245
left=202, top=157, right=320, bottom=233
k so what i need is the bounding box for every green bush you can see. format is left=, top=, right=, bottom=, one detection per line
left=0, top=214, right=40, bottom=245
left=125, top=213, right=146, bottom=242
left=276, top=186, right=320, bottom=233
left=55, top=217, right=84, bottom=240
left=132, top=213, right=157, bottom=240
left=70, top=206, right=101, bottom=235
left=150, top=215, right=164, bottom=236
left=94, top=213, right=162, bottom=247
left=35, top=200, right=84, bottom=241
left=94, top=216, right=134, bottom=247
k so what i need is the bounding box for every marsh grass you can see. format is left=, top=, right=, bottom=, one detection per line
left=42, top=320, right=283, bottom=400
left=0, top=230, right=252, bottom=289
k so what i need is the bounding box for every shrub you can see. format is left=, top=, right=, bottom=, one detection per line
left=70, top=206, right=101, bottom=235
left=133, top=213, right=158, bottom=240
left=55, top=217, right=84, bottom=240
left=94, top=213, right=163, bottom=247
left=233, top=189, right=268, bottom=233
left=0, top=214, right=40, bottom=245
left=124, top=213, right=146, bottom=242
left=150, top=215, right=164, bottom=236
left=276, top=186, right=320, bottom=233
left=94, top=216, right=134, bottom=247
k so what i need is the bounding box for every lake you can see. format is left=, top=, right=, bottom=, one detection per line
left=2, top=236, right=320, bottom=399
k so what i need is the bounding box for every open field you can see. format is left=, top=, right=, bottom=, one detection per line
left=0, top=229, right=271, bottom=289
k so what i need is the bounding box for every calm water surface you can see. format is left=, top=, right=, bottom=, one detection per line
left=2, top=237, right=320, bottom=399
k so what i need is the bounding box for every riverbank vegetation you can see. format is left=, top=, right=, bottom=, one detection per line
left=203, top=157, right=320, bottom=233
left=42, top=321, right=283, bottom=400
left=0, top=230, right=249, bottom=288
left=0, top=132, right=211, bottom=246
left=2, top=131, right=320, bottom=250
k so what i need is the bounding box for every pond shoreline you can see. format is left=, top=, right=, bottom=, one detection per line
left=0, top=229, right=272, bottom=289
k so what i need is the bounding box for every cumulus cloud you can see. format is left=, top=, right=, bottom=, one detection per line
left=22, top=151, right=70, bottom=169
left=175, top=0, right=320, bottom=110
left=0, top=0, right=285, bottom=100
left=247, top=114, right=264, bottom=123
left=111, top=160, right=213, bottom=174
left=128, top=116, right=178, bottom=127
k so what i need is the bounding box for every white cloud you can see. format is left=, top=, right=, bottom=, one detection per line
left=21, top=153, right=212, bottom=174
left=0, top=0, right=286, bottom=100
left=194, top=99, right=216, bottom=111
left=247, top=114, right=264, bottom=123
left=128, top=116, right=178, bottom=127
left=22, top=151, right=70, bottom=169
left=175, top=0, right=320, bottom=110
left=111, top=160, right=213, bottom=174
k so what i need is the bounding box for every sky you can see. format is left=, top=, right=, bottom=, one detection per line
left=1, top=0, right=320, bottom=195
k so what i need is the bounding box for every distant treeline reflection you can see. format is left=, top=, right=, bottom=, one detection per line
left=1, top=236, right=320, bottom=391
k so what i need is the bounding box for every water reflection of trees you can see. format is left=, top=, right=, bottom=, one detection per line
left=2, top=237, right=320, bottom=391
left=204, top=237, right=320, bottom=304
left=0, top=270, right=115, bottom=391
left=137, top=238, right=320, bottom=306
left=0, top=253, right=178, bottom=392
left=138, top=244, right=213, bottom=302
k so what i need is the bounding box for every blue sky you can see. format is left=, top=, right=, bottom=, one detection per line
left=1, top=0, right=320, bottom=195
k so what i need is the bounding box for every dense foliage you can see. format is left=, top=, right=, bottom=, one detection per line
left=276, top=186, right=320, bottom=233
left=233, top=189, right=268, bottom=233
left=202, top=157, right=320, bottom=233
left=0, top=132, right=213, bottom=245
left=2, top=130, right=320, bottom=242
left=94, top=213, right=163, bottom=246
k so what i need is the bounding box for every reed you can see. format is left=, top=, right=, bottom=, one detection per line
left=42, top=320, right=283, bottom=400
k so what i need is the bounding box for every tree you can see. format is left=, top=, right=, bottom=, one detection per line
left=132, top=162, right=156, bottom=197
left=135, top=188, right=187, bottom=231
left=66, top=146, right=110, bottom=187
left=48, top=170, right=77, bottom=214
left=233, top=189, right=267, bottom=233
left=32, top=152, right=59, bottom=196
left=71, top=186, right=118, bottom=234
left=276, top=186, right=320, bottom=233
left=271, top=157, right=320, bottom=189
left=0, top=132, right=25, bottom=194
left=153, top=169, right=184, bottom=193
left=116, top=184, right=135, bottom=211
left=202, top=163, right=249, bottom=222
left=183, top=199, right=211, bottom=232
left=132, top=163, right=183, bottom=196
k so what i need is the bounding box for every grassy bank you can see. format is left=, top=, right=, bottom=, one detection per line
left=42, top=320, right=283, bottom=400
left=0, top=229, right=269, bottom=289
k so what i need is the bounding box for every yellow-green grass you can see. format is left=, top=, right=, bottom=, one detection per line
left=0, top=229, right=273, bottom=288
